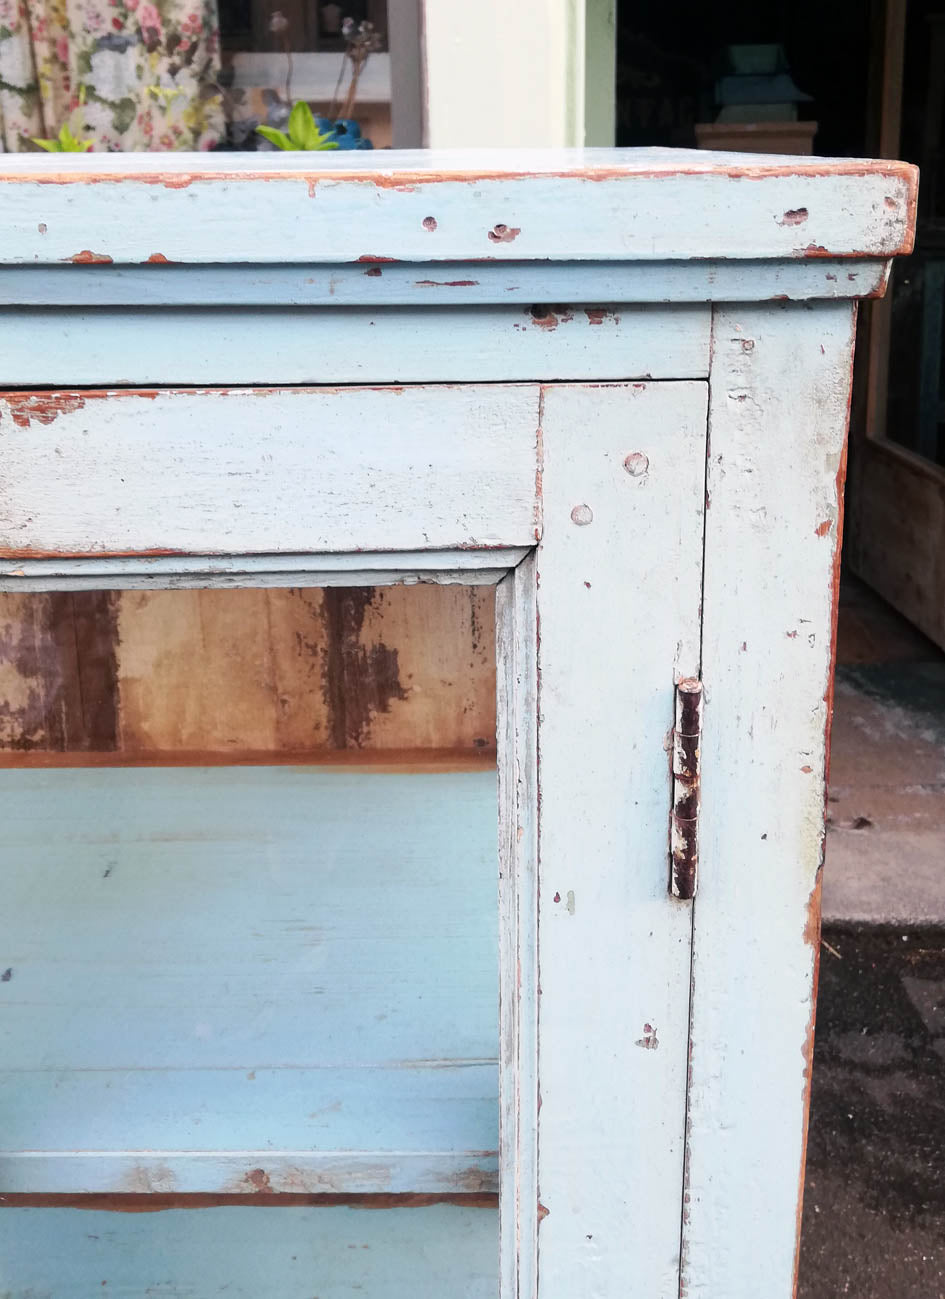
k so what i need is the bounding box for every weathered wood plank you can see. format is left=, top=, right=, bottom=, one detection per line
left=496, top=554, right=539, bottom=1299
left=0, top=1140, right=497, bottom=1198
left=0, top=304, right=710, bottom=385
left=0, top=258, right=890, bottom=306
left=0, top=1204, right=498, bottom=1296
left=848, top=438, right=945, bottom=652
left=0, top=150, right=916, bottom=264
left=535, top=381, right=706, bottom=1297
left=0, top=385, right=540, bottom=557
left=683, top=302, right=856, bottom=1296
left=0, top=548, right=525, bottom=591
left=0, top=585, right=495, bottom=758
left=0, top=592, right=119, bottom=752
left=0, top=767, right=498, bottom=1195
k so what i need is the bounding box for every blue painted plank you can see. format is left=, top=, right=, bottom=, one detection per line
left=0, top=150, right=916, bottom=264
left=0, top=1204, right=498, bottom=1297
left=0, top=259, right=889, bottom=306
left=0, top=304, right=709, bottom=386
left=0, top=769, right=499, bottom=1194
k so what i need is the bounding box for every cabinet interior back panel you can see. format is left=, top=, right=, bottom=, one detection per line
left=0, top=767, right=499, bottom=1195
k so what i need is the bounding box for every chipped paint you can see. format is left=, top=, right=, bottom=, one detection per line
left=0, top=1191, right=499, bottom=1211
left=792, top=869, right=824, bottom=1295
left=0, top=158, right=917, bottom=190
left=488, top=224, right=521, bottom=244
left=584, top=308, right=620, bottom=325
left=635, top=1023, right=660, bottom=1050
left=778, top=208, right=809, bottom=226
left=69, top=249, right=113, bottom=264
left=0, top=391, right=87, bottom=427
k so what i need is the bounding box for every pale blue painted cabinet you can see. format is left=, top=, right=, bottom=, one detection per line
left=0, top=150, right=916, bottom=1297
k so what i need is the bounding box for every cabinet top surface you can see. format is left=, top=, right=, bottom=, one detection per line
left=0, top=145, right=916, bottom=182
left=0, top=147, right=917, bottom=269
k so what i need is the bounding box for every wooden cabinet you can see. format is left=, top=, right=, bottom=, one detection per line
left=0, top=150, right=916, bottom=1297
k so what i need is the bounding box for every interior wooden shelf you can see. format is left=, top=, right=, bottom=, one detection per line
left=0, top=767, right=499, bottom=1197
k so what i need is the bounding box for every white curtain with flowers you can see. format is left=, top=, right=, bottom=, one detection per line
left=0, top=0, right=224, bottom=151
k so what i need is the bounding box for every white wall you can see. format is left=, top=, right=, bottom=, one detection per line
left=406, top=0, right=613, bottom=148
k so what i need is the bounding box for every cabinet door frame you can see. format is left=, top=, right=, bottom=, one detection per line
left=3, top=377, right=709, bottom=1298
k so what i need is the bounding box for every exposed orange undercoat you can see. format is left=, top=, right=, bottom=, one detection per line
left=69, top=249, right=112, bottom=264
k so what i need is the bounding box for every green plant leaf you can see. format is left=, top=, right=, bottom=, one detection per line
left=288, top=100, right=319, bottom=149
left=32, top=138, right=61, bottom=152
left=58, top=124, right=91, bottom=151
left=255, top=125, right=294, bottom=150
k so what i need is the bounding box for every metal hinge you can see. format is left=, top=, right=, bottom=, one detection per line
left=670, top=677, right=703, bottom=900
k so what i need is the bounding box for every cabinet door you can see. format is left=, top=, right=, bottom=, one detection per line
left=1, top=377, right=709, bottom=1298
left=499, top=380, right=708, bottom=1299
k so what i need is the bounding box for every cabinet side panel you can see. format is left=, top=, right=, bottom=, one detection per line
left=536, top=382, right=707, bottom=1298
left=684, top=302, right=855, bottom=1297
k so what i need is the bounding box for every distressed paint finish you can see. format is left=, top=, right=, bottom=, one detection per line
left=0, top=302, right=710, bottom=386
left=0, top=768, right=498, bottom=1195
left=0, top=151, right=918, bottom=1298
left=0, top=259, right=891, bottom=307
left=0, top=385, right=539, bottom=557
left=0, top=548, right=526, bottom=592
left=0, top=150, right=916, bottom=265
left=535, top=382, right=706, bottom=1297
left=681, top=302, right=857, bottom=1296
left=0, top=584, right=495, bottom=760
left=496, top=554, right=539, bottom=1299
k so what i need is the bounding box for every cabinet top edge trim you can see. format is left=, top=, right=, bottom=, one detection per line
left=0, top=150, right=917, bottom=272
left=0, top=146, right=916, bottom=185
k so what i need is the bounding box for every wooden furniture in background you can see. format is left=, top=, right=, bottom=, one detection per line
left=850, top=0, right=945, bottom=649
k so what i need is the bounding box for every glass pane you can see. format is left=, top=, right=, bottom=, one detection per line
left=0, top=582, right=499, bottom=1292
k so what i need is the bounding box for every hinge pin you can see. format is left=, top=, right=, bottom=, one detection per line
left=671, top=677, right=703, bottom=900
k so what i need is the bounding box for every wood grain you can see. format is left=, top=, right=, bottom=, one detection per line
left=534, top=381, right=707, bottom=1298
left=0, top=150, right=916, bottom=265
left=848, top=438, right=945, bottom=651
left=0, top=304, right=710, bottom=386
left=0, top=384, right=539, bottom=558
left=0, top=767, right=499, bottom=1196
left=0, top=592, right=118, bottom=752
left=0, top=586, right=496, bottom=760
left=0, top=259, right=891, bottom=307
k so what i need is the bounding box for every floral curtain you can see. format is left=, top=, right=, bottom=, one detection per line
left=0, top=0, right=224, bottom=151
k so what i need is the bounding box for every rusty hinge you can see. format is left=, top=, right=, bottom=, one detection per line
left=670, top=677, right=703, bottom=900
